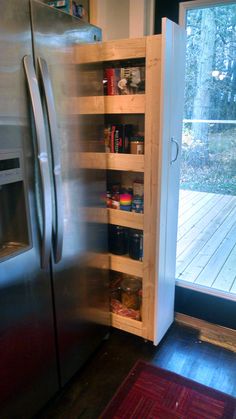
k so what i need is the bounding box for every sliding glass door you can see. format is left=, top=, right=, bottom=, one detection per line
left=177, top=1, right=236, bottom=297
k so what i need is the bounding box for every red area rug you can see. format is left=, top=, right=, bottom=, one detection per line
left=101, top=361, right=236, bottom=418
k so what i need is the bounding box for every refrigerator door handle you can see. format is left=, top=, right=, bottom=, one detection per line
left=38, top=57, right=63, bottom=263
left=23, top=55, right=52, bottom=269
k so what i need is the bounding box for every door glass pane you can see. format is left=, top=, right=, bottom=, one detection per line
left=177, top=3, right=236, bottom=296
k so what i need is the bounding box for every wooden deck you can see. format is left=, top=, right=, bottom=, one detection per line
left=176, top=190, right=236, bottom=296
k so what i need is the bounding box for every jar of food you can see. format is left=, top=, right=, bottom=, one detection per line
left=121, top=277, right=142, bottom=310
left=130, top=136, right=144, bottom=154
left=109, top=225, right=128, bottom=255
left=110, top=272, right=122, bottom=301
left=129, top=230, right=143, bottom=260
left=131, top=195, right=144, bottom=213
left=110, top=283, right=122, bottom=301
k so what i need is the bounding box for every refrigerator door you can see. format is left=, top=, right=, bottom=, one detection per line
left=31, top=1, right=110, bottom=386
left=0, top=1, right=59, bottom=418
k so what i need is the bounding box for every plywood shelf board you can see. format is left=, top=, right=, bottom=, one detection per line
left=76, top=152, right=107, bottom=170
left=77, top=152, right=144, bottom=172
left=74, top=37, right=148, bottom=64
left=64, top=95, right=145, bottom=115
left=108, top=209, right=144, bottom=230
left=104, top=95, right=145, bottom=114
left=107, top=153, right=144, bottom=172
left=111, top=313, right=143, bottom=337
left=109, top=254, right=143, bottom=277
left=142, top=35, right=162, bottom=342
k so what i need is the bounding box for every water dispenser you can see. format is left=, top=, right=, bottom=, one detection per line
left=0, top=150, right=31, bottom=261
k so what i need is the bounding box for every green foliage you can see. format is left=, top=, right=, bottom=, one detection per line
left=181, top=127, right=236, bottom=195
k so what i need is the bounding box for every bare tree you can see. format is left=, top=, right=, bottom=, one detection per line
left=192, top=9, right=216, bottom=163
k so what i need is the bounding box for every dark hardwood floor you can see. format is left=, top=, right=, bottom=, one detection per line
left=36, top=323, right=236, bottom=419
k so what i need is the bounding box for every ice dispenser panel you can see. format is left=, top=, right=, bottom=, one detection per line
left=0, top=151, right=31, bottom=261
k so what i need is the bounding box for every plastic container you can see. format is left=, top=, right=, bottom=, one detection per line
left=120, top=192, right=132, bottom=211
left=121, top=277, right=142, bottom=310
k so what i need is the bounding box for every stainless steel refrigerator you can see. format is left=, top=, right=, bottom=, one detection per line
left=0, top=1, right=109, bottom=418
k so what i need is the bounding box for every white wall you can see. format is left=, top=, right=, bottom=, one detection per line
left=90, top=0, right=155, bottom=40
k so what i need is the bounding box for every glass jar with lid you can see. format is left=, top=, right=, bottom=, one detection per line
left=121, top=276, right=142, bottom=310
left=129, top=230, right=143, bottom=261
left=109, top=225, right=128, bottom=255
left=129, top=136, right=144, bottom=154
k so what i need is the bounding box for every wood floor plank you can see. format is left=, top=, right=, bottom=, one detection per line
left=178, top=191, right=207, bottom=217
left=177, top=193, right=226, bottom=242
left=179, top=189, right=194, bottom=201
left=177, top=197, right=236, bottom=284
left=177, top=196, right=235, bottom=258
left=230, top=277, right=236, bottom=294
left=36, top=325, right=236, bottom=419
left=176, top=196, right=236, bottom=271
left=178, top=192, right=215, bottom=227
left=195, top=221, right=236, bottom=287
left=212, top=243, right=236, bottom=293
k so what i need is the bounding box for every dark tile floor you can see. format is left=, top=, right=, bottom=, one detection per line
left=36, top=323, right=236, bottom=419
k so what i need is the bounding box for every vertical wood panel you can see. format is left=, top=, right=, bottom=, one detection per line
left=142, top=35, right=162, bottom=341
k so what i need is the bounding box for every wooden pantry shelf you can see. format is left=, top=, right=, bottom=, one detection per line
left=107, top=153, right=144, bottom=172
left=66, top=95, right=145, bottom=115
left=74, top=37, right=147, bottom=64
left=72, top=152, right=106, bottom=170
left=66, top=96, right=104, bottom=115
left=108, top=209, right=144, bottom=230
left=111, top=313, right=143, bottom=337
left=109, top=254, right=143, bottom=277
left=78, top=152, right=144, bottom=172
left=104, top=95, right=145, bottom=114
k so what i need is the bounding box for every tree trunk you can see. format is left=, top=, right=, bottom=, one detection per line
left=192, top=9, right=216, bottom=160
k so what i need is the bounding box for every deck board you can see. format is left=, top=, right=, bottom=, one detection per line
left=212, top=244, right=236, bottom=292
left=177, top=193, right=226, bottom=241
left=176, top=190, right=236, bottom=296
left=177, top=196, right=235, bottom=260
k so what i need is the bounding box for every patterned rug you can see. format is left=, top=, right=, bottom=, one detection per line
left=100, top=361, right=236, bottom=418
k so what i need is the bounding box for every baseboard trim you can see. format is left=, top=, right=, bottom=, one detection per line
left=175, top=313, right=236, bottom=352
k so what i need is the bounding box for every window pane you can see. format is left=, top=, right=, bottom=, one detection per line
left=181, top=4, right=236, bottom=195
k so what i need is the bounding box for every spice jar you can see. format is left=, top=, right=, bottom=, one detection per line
left=109, top=225, right=128, bottom=255
left=129, top=230, right=143, bottom=260
left=130, top=136, right=144, bottom=154
left=121, top=277, right=142, bottom=310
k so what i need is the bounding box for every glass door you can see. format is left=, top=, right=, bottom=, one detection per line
left=177, top=1, right=236, bottom=302
left=175, top=1, right=236, bottom=329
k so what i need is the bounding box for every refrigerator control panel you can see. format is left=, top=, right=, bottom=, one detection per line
left=0, top=150, right=23, bottom=185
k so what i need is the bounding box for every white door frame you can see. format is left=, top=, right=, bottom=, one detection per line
left=179, top=0, right=236, bottom=26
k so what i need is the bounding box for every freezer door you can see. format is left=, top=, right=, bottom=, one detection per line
left=30, top=1, right=110, bottom=386
left=0, top=1, right=59, bottom=418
